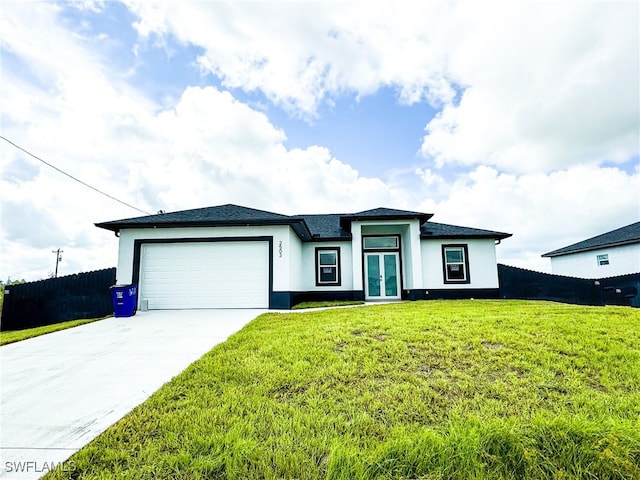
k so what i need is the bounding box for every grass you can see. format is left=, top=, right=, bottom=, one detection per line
left=0, top=317, right=107, bottom=346
left=45, top=300, right=640, bottom=479
left=292, top=300, right=365, bottom=310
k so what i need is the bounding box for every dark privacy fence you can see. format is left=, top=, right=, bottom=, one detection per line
left=1, top=268, right=116, bottom=331
left=498, top=264, right=640, bottom=308
left=1, top=264, right=636, bottom=332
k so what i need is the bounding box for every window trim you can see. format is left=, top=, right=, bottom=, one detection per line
left=363, top=235, right=400, bottom=250
left=596, top=254, right=609, bottom=266
left=442, top=244, right=471, bottom=284
left=315, top=247, right=341, bottom=286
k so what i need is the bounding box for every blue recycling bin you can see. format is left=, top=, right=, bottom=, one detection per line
left=110, top=284, right=138, bottom=317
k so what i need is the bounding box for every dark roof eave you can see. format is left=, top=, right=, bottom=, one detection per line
left=421, top=233, right=512, bottom=240
left=94, top=221, right=121, bottom=232
left=95, top=218, right=313, bottom=240
left=307, top=235, right=352, bottom=242
left=542, top=238, right=640, bottom=257
left=290, top=220, right=313, bottom=241
left=340, top=213, right=433, bottom=230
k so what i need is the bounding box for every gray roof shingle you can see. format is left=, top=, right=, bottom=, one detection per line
left=420, top=222, right=512, bottom=240
left=295, top=214, right=350, bottom=240
left=348, top=207, right=431, bottom=218
left=96, top=204, right=293, bottom=228
left=542, top=221, right=640, bottom=257
left=96, top=204, right=314, bottom=240
left=96, top=204, right=511, bottom=242
left=338, top=207, right=433, bottom=230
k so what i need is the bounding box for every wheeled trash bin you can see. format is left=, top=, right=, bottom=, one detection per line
left=110, top=284, right=138, bottom=317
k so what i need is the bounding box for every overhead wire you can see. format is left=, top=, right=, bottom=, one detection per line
left=0, top=135, right=152, bottom=215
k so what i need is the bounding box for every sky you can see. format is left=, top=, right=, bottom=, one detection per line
left=1, top=0, right=638, bottom=282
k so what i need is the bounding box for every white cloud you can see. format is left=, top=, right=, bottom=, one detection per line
left=418, top=164, right=640, bottom=272
left=1, top=200, right=70, bottom=249
left=123, top=1, right=638, bottom=174
left=422, top=2, right=639, bottom=174
left=1, top=74, right=406, bottom=278
left=125, top=86, right=401, bottom=215
left=123, top=1, right=460, bottom=116
left=1, top=0, right=638, bottom=283
left=1, top=1, right=406, bottom=280
left=67, top=0, right=106, bottom=13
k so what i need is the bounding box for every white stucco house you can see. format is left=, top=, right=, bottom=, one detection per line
left=542, top=221, right=640, bottom=279
left=96, top=204, right=511, bottom=310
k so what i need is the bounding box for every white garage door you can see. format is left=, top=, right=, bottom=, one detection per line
left=139, top=241, right=269, bottom=309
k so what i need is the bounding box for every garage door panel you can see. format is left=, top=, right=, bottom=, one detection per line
left=140, top=241, right=269, bottom=309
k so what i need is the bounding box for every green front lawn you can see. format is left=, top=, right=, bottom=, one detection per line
left=292, top=300, right=365, bottom=309
left=0, top=317, right=107, bottom=346
left=46, top=301, right=639, bottom=479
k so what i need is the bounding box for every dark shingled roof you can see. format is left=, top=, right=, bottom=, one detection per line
left=338, top=207, right=433, bottom=230
left=420, top=222, right=512, bottom=240
left=348, top=207, right=431, bottom=218
left=296, top=214, right=350, bottom=240
left=542, top=221, right=640, bottom=257
left=96, top=204, right=511, bottom=242
left=98, top=204, right=290, bottom=226
left=95, top=204, right=313, bottom=240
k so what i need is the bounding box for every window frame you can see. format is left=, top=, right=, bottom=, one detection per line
left=363, top=235, right=400, bottom=250
left=596, top=254, right=609, bottom=266
left=315, top=247, right=341, bottom=286
left=442, top=244, right=471, bottom=284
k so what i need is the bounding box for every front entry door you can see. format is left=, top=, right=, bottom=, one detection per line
left=364, top=252, right=401, bottom=300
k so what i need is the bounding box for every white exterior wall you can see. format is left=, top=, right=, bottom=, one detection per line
left=408, top=221, right=424, bottom=290
left=550, top=243, right=640, bottom=278
left=421, top=238, right=499, bottom=289
left=352, top=223, right=363, bottom=291
left=287, top=228, right=304, bottom=291
left=116, top=225, right=293, bottom=290
left=300, top=241, right=353, bottom=290
left=352, top=220, right=424, bottom=291
left=115, top=223, right=505, bottom=299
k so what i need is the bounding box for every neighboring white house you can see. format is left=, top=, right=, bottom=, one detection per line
left=96, top=204, right=511, bottom=310
left=542, top=221, right=640, bottom=279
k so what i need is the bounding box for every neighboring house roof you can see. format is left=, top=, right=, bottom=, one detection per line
left=96, top=204, right=511, bottom=242
left=542, top=221, right=640, bottom=258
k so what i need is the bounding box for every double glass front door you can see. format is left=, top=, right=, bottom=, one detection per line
left=364, top=252, right=400, bottom=300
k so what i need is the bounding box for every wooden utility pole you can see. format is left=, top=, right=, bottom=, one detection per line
left=52, top=248, right=63, bottom=278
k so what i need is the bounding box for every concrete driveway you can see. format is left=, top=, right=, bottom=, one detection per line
left=0, top=309, right=263, bottom=479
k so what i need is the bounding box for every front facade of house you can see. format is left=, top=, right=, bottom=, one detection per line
left=96, top=204, right=511, bottom=310
left=542, top=222, right=640, bottom=279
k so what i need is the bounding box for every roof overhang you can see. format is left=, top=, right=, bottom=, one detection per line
left=542, top=239, right=640, bottom=258
left=95, top=218, right=314, bottom=241
left=420, top=232, right=512, bottom=240
left=339, top=213, right=433, bottom=231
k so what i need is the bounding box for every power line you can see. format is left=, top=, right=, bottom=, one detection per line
left=0, top=135, right=152, bottom=215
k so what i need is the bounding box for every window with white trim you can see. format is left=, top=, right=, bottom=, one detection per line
left=442, top=244, right=470, bottom=284
left=597, top=254, right=609, bottom=266
left=316, top=247, right=340, bottom=286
